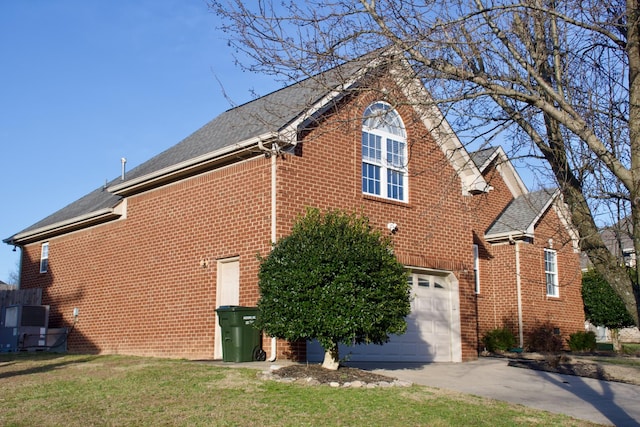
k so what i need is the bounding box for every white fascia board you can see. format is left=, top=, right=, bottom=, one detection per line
left=484, top=231, right=534, bottom=243
left=108, top=132, right=278, bottom=195
left=391, top=62, right=488, bottom=196
left=9, top=203, right=125, bottom=245
left=552, top=194, right=581, bottom=253
left=490, top=147, right=528, bottom=198
left=526, top=188, right=559, bottom=234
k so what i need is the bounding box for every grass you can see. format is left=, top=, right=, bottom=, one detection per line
left=622, top=343, right=640, bottom=355
left=0, top=354, right=600, bottom=427
left=589, top=354, right=640, bottom=368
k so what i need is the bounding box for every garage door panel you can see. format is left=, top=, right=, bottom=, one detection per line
left=307, top=271, right=461, bottom=363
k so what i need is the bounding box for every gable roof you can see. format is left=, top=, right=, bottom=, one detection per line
left=485, top=188, right=558, bottom=242
left=6, top=53, right=487, bottom=246
left=470, top=146, right=527, bottom=198
left=470, top=147, right=500, bottom=171
left=5, top=59, right=368, bottom=245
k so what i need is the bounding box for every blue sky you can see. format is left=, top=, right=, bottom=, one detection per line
left=0, top=2, right=550, bottom=284
left=0, top=1, right=281, bottom=282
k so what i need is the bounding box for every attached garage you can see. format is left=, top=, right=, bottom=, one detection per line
left=307, top=269, right=462, bottom=363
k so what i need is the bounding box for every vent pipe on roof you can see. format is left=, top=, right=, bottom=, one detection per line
left=121, top=157, right=127, bottom=181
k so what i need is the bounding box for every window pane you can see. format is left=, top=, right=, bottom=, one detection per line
left=363, top=102, right=406, bottom=137
left=545, top=250, right=558, bottom=296
left=362, top=132, right=381, bottom=163
left=40, top=243, right=49, bottom=273
left=387, top=169, right=404, bottom=200
left=386, top=138, right=405, bottom=168
left=417, top=277, right=430, bottom=287
left=362, top=163, right=381, bottom=195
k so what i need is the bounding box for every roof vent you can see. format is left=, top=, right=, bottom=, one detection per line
left=121, top=157, right=127, bottom=181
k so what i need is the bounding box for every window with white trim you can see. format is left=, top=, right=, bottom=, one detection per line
left=40, top=242, right=49, bottom=273
left=544, top=248, right=558, bottom=297
left=362, top=102, right=407, bottom=201
left=473, top=244, right=480, bottom=294
left=407, top=272, right=446, bottom=289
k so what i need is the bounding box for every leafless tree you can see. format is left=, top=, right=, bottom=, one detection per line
left=210, top=0, right=640, bottom=325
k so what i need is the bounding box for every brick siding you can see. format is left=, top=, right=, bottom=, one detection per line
left=18, top=76, right=584, bottom=361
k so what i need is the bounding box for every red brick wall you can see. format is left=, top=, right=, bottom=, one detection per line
left=20, top=158, right=272, bottom=359
left=274, top=84, right=479, bottom=360
left=476, top=206, right=584, bottom=350
left=18, top=77, right=583, bottom=362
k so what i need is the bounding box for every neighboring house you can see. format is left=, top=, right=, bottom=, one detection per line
left=581, top=217, right=636, bottom=270
left=4, top=54, right=584, bottom=362
left=0, top=280, right=15, bottom=290
left=581, top=217, right=640, bottom=343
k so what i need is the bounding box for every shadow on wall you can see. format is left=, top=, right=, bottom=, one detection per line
left=15, top=250, right=99, bottom=355
left=305, top=312, right=435, bottom=365
left=481, top=316, right=577, bottom=353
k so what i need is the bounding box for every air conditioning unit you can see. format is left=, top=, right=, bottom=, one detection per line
left=0, top=305, right=50, bottom=352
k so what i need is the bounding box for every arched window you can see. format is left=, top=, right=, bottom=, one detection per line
left=361, top=102, right=407, bottom=201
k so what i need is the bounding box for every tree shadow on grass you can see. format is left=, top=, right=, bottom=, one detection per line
left=0, top=354, right=99, bottom=380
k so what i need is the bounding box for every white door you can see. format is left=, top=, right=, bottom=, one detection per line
left=307, top=270, right=461, bottom=362
left=215, top=258, right=240, bottom=359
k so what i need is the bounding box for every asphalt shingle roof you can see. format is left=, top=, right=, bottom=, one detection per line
left=486, top=188, right=556, bottom=237
left=470, top=147, right=499, bottom=172
left=7, top=57, right=370, bottom=240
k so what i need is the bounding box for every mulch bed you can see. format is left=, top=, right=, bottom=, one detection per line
left=272, top=364, right=396, bottom=385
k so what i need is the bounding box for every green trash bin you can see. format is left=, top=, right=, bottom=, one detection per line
left=215, top=306, right=265, bottom=362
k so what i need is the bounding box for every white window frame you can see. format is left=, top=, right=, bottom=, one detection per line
left=622, top=248, right=636, bottom=267
left=544, top=248, right=558, bottom=297
left=40, top=242, right=49, bottom=273
left=473, top=244, right=480, bottom=294
left=362, top=102, right=408, bottom=202
left=407, top=272, right=447, bottom=289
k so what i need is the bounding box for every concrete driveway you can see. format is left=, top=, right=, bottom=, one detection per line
left=349, top=358, right=640, bottom=426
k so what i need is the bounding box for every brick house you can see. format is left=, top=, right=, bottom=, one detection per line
left=4, top=55, right=584, bottom=362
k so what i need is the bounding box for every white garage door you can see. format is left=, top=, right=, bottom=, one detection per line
left=307, top=270, right=461, bottom=363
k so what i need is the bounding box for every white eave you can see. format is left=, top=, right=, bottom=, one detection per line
left=108, top=132, right=280, bottom=196
left=484, top=230, right=535, bottom=243
left=481, top=146, right=528, bottom=198
left=7, top=202, right=126, bottom=245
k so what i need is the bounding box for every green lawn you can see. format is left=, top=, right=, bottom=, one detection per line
left=622, top=343, right=640, bottom=355
left=0, top=354, right=600, bottom=426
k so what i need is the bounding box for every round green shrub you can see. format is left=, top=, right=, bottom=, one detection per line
left=481, top=328, right=516, bottom=352
left=567, top=331, right=597, bottom=352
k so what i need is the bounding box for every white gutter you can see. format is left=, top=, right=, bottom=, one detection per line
left=108, top=132, right=279, bottom=195
left=514, top=240, right=524, bottom=348
left=8, top=207, right=123, bottom=245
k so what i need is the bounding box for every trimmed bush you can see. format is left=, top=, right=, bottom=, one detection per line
left=256, top=208, right=411, bottom=369
left=527, top=323, right=563, bottom=353
left=481, top=328, right=516, bottom=352
left=567, top=331, right=597, bottom=352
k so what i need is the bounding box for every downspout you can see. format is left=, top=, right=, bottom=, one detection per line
left=267, top=152, right=278, bottom=361
left=258, top=138, right=281, bottom=362
left=258, top=135, right=298, bottom=362
left=514, top=240, right=524, bottom=348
